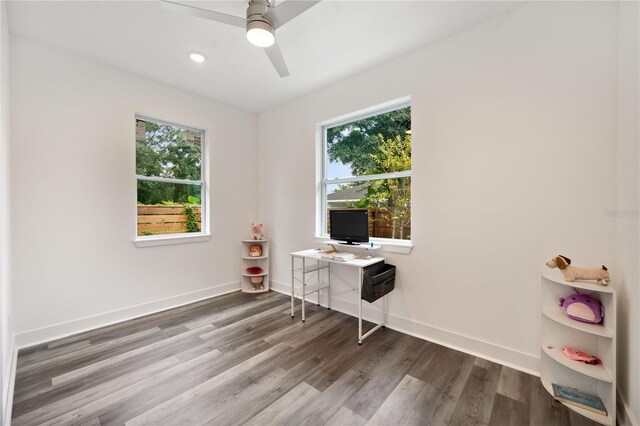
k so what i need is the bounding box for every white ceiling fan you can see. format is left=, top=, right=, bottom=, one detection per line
left=162, top=0, right=321, bottom=78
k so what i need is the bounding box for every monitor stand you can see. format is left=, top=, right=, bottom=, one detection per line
left=327, top=241, right=381, bottom=252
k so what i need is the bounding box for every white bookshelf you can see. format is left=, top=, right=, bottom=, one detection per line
left=241, top=240, right=269, bottom=293
left=540, top=273, right=616, bottom=425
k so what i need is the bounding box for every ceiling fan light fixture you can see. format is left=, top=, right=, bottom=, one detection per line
left=246, top=20, right=275, bottom=47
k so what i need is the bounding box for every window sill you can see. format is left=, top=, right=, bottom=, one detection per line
left=134, top=233, right=211, bottom=248
left=314, top=235, right=413, bottom=254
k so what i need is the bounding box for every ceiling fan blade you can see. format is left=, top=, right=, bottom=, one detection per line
left=161, top=1, right=246, bottom=28
left=264, top=1, right=321, bottom=29
left=264, top=42, right=290, bottom=78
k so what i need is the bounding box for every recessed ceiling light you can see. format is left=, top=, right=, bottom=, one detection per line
left=189, top=52, right=206, bottom=63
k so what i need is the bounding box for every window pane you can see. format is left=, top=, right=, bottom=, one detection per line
left=137, top=181, right=202, bottom=236
left=136, top=119, right=202, bottom=180
left=325, top=106, right=411, bottom=179
left=326, top=176, right=411, bottom=240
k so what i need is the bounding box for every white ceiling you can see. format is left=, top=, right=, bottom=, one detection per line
left=7, top=1, right=522, bottom=113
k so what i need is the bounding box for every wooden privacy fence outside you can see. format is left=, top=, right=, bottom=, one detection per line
left=369, top=208, right=411, bottom=240
left=137, top=205, right=201, bottom=236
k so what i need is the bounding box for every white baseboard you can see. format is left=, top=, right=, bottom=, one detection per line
left=3, top=334, right=16, bottom=426
left=271, top=280, right=540, bottom=376
left=617, top=390, right=639, bottom=426
left=14, top=281, right=241, bottom=350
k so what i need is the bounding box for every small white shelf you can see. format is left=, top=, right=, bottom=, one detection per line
left=294, top=263, right=329, bottom=274
left=540, top=380, right=612, bottom=426
left=244, top=286, right=269, bottom=293
left=540, top=273, right=616, bottom=426
left=241, top=240, right=269, bottom=293
left=542, top=273, right=614, bottom=294
left=542, top=308, right=612, bottom=338
left=326, top=241, right=382, bottom=251
left=541, top=345, right=612, bottom=383
left=242, top=272, right=268, bottom=277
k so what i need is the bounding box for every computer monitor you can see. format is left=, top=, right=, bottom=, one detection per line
left=329, top=209, right=369, bottom=245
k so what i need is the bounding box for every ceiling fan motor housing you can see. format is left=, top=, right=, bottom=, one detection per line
left=246, top=0, right=275, bottom=47
left=246, top=0, right=274, bottom=27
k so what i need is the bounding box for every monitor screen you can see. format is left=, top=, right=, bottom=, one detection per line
left=329, top=209, right=369, bottom=245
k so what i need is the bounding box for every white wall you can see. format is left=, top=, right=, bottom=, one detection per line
left=258, top=1, right=619, bottom=373
left=0, top=0, right=11, bottom=420
left=616, top=2, right=640, bottom=424
left=10, top=37, right=258, bottom=344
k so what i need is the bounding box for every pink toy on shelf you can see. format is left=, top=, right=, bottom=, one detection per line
left=251, top=223, right=264, bottom=240
left=563, top=347, right=601, bottom=365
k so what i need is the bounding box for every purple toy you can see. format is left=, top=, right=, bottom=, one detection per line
left=559, top=290, right=605, bottom=324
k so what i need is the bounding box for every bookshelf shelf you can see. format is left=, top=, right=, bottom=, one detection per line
left=242, top=272, right=268, bottom=277
left=540, top=274, right=616, bottom=425
left=241, top=240, right=269, bottom=293
left=541, top=308, right=613, bottom=338
left=542, top=273, right=615, bottom=294
left=541, top=380, right=612, bottom=426
left=293, top=263, right=329, bottom=274
left=541, top=345, right=612, bottom=383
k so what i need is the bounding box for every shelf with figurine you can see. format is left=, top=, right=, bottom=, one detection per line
left=540, top=255, right=616, bottom=426
left=241, top=223, right=270, bottom=293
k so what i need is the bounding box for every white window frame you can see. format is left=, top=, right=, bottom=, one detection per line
left=134, top=115, right=210, bottom=247
left=318, top=99, right=413, bottom=249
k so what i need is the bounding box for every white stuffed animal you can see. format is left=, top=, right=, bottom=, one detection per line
left=546, top=255, right=610, bottom=286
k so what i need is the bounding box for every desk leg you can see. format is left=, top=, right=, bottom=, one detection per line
left=302, top=258, right=306, bottom=322
left=328, top=263, right=331, bottom=310
left=290, top=256, right=294, bottom=318
left=358, top=267, right=363, bottom=345
left=382, top=290, right=386, bottom=328
left=317, top=260, right=320, bottom=307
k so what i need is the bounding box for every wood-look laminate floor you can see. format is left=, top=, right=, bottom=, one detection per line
left=12, top=291, right=598, bottom=426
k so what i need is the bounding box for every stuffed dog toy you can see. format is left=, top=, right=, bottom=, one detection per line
left=546, top=255, right=610, bottom=286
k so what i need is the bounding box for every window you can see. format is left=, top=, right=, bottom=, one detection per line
left=135, top=117, right=206, bottom=239
left=321, top=102, right=411, bottom=241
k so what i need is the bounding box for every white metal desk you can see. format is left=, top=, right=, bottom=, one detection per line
left=290, top=249, right=387, bottom=344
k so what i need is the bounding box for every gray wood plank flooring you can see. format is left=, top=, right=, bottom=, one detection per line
left=12, top=291, right=599, bottom=425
